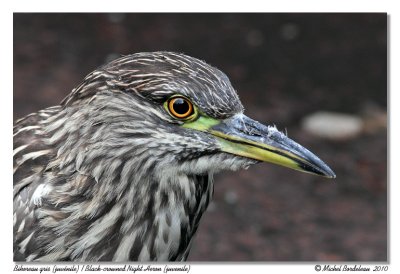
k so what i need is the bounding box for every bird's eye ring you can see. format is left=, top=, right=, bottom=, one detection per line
left=166, top=96, right=195, bottom=120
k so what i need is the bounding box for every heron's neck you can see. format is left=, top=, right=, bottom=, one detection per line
left=84, top=166, right=214, bottom=261
left=109, top=171, right=214, bottom=261
left=40, top=101, right=218, bottom=261
left=45, top=146, right=214, bottom=261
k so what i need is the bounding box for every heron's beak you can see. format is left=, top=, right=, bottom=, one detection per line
left=184, top=114, right=336, bottom=178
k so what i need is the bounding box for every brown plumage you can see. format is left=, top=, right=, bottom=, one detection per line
left=14, top=51, right=335, bottom=262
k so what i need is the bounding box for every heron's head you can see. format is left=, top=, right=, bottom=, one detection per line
left=61, top=51, right=335, bottom=180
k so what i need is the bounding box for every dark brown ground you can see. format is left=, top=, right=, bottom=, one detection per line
left=13, top=13, right=387, bottom=261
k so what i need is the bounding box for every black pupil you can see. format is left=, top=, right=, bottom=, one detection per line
left=173, top=98, right=190, bottom=115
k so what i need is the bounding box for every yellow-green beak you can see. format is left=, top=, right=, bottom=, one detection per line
left=184, top=114, right=336, bottom=178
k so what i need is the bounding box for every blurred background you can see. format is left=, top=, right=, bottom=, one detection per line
left=13, top=13, right=387, bottom=261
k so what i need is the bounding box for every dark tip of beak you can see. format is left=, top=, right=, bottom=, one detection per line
left=296, top=152, right=336, bottom=178
left=265, top=129, right=336, bottom=178
left=211, top=114, right=336, bottom=179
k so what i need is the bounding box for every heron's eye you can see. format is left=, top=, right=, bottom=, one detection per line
left=167, top=97, right=195, bottom=119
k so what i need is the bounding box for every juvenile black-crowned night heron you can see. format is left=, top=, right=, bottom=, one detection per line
left=13, top=51, right=335, bottom=262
